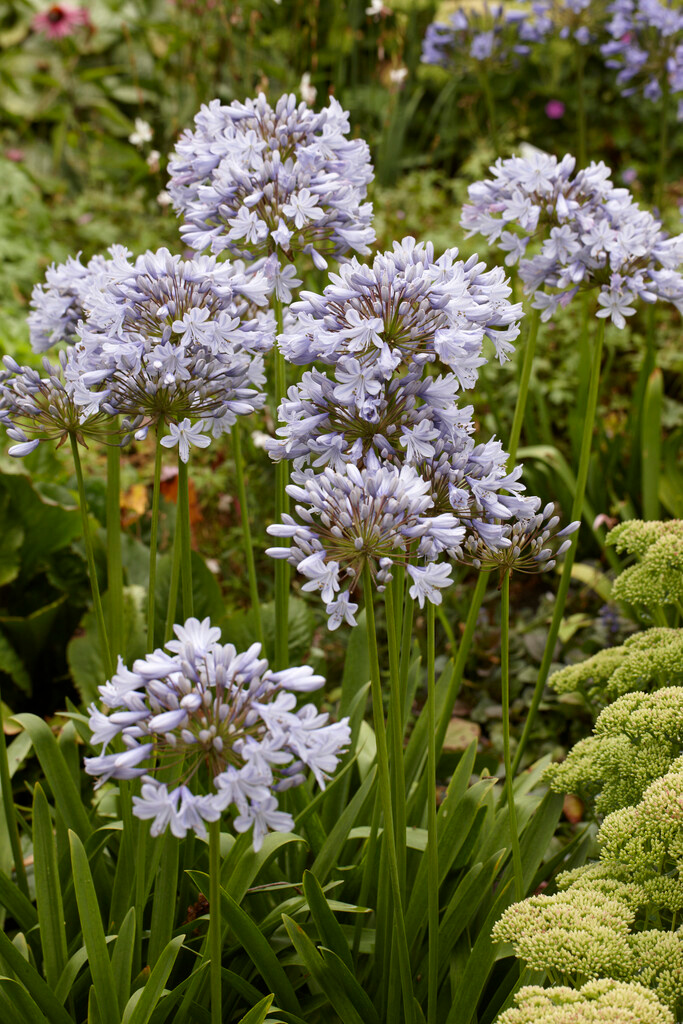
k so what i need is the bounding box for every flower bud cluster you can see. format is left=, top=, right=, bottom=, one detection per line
left=421, top=3, right=532, bottom=71
left=168, top=92, right=375, bottom=271
left=607, top=520, right=683, bottom=609
left=84, top=617, right=350, bottom=850
left=461, top=152, right=683, bottom=327
left=602, top=0, right=683, bottom=119
left=496, top=979, right=674, bottom=1024
left=63, top=247, right=275, bottom=457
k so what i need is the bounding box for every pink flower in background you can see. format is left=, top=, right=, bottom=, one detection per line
left=5, top=150, right=24, bottom=163
left=545, top=100, right=566, bottom=120
left=32, top=5, right=90, bottom=39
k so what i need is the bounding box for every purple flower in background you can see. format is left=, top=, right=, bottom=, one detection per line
left=168, top=92, right=375, bottom=275
left=545, top=99, right=566, bottom=118
left=602, top=0, right=683, bottom=116
left=421, top=2, right=532, bottom=72
left=84, top=617, right=350, bottom=849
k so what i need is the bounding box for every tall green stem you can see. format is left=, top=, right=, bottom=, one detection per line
left=106, top=442, right=123, bottom=660
left=363, top=565, right=415, bottom=1024
left=426, top=601, right=439, bottom=1024
left=576, top=44, right=586, bottom=168
left=507, top=307, right=541, bottom=465
left=231, top=422, right=264, bottom=647
left=513, top=317, right=605, bottom=773
left=164, top=522, right=182, bottom=644
left=70, top=434, right=113, bottom=677
left=209, top=819, right=222, bottom=1024
left=500, top=572, right=523, bottom=902
left=147, top=420, right=165, bottom=649
left=479, top=69, right=499, bottom=153
left=384, top=583, right=406, bottom=900
left=655, top=74, right=671, bottom=212
left=177, top=458, right=193, bottom=620
left=273, top=297, right=289, bottom=669
left=0, top=690, right=28, bottom=898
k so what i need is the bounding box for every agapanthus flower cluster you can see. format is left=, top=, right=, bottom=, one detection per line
left=65, top=247, right=275, bottom=454
left=455, top=500, right=579, bottom=573
left=84, top=617, right=350, bottom=850
left=462, top=151, right=683, bottom=326
left=281, top=237, right=523, bottom=382
left=521, top=1, right=608, bottom=46
left=168, top=92, right=375, bottom=272
left=496, top=979, right=674, bottom=1024
left=602, top=0, right=683, bottom=118
left=0, top=352, right=123, bottom=458
left=421, top=3, right=531, bottom=71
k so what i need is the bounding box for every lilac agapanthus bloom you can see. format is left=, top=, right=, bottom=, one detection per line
left=168, top=92, right=375, bottom=273
left=602, top=0, right=683, bottom=118
left=84, top=617, right=350, bottom=849
left=280, top=237, right=523, bottom=386
left=461, top=151, right=683, bottom=326
left=65, top=247, right=275, bottom=455
left=457, top=501, right=580, bottom=573
left=521, top=1, right=608, bottom=46
left=421, top=2, right=531, bottom=71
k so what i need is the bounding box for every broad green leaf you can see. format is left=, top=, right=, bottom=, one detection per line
left=0, top=929, right=72, bottom=1024
left=569, top=563, right=613, bottom=603
left=235, top=994, right=274, bottom=1024
left=123, top=934, right=183, bottom=1024
left=68, top=586, right=147, bottom=705
left=0, top=865, right=37, bottom=932
left=0, top=976, right=49, bottom=1024
left=69, top=831, right=119, bottom=1024
left=33, top=784, right=68, bottom=990
left=223, top=831, right=307, bottom=903
left=110, top=907, right=136, bottom=1016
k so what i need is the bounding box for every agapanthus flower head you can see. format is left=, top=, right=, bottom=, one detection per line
left=455, top=500, right=579, bottom=575
left=497, top=979, right=674, bottom=1024
left=0, top=352, right=124, bottom=458
left=27, top=247, right=127, bottom=354
left=168, top=92, right=375, bottom=271
left=522, top=1, right=608, bottom=46
left=266, top=451, right=465, bottom=627
left=66, top=247, right=274, bottom=445
left=84, top=617, right=350, bottom=849
left=462, top=152, right=683, bottom=325
left=281, top=237, right=522, bottom=385
left=421, top=3, right=532, bottom=71
left=602, top=0, right=683, bottom=116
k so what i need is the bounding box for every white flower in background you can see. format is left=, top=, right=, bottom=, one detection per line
left=389, top=66, right=409, bottom=84
left=300, top=72, right=317, bottom=106
left=156, top=190, right=172, bottom=207
left=366, top=0, right=388, bottom=15
left=129, top=118, right=153, bottom=147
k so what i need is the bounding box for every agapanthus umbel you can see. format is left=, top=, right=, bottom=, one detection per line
left=461, top=152, right=683, bottom=326
left=66, top=247, right=275, bottom=452
left=84, top=617, right=350, bottom=850
left=281, top=237, right=522, bottom=384
left=602, top=0, right=683, bottom=119
left=455, top=501, right=580, bottom=574
left=0, top=352, right=125, bottom=458
left=266, top=452, right=467, bottom=626
left=521, top=1, right=608, bottom=46
left=421, top=3, right=531, bottom=71
left=168, top=92, right=375, bottom=271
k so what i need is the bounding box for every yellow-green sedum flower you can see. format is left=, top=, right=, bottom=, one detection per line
left=607, top=521, right=683, bottom=609
left=495, top=979, right=673, bottom=1024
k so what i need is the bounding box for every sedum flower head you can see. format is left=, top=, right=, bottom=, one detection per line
left=168, top=92, right=374, bottom=269
left=67, top=247, right=274, bottom=445
left=461, top=153, right=683, bottom=326
left=607, top=520, right=683, bottom=609
left=544, top=686, right=683, bottom=818
left=84, top=617, right=350, bottom=849
left=266, top=452, right=465, bottom=628
left=496, top=979, right=674, bottom=1024
left=281, top=237, right=523, bottom=382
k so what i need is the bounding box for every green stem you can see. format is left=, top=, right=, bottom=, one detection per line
left=655, top=74, right=670, bottom=212
left=384, top=583, right=406, bottom=901
left=164, top=521, right=182, bottom=644
left=231, top=422, right=264, bottom=648
left=147, top=420, right=165, bottom=649
left=0, top=691, right=28, bottom=898
left=177, top=457, right=193, bottom=620
left=500, top=572, right=523, bottom=902
left=209, top=819, right=222, bottom=1024
left=480, top=69, right=499, bottom=152
left=426, top=601, right=439, bottom=1024
left=576, top=44, right=586, bottom=169
left=273, top=297, right=290, bottom=669
left=106, top=442, right=123, bottom=661
left=508, top=307, right=541, bottom=465
left=513, top=318, right=605, bottom=774
left=352, top=787, right=381, bottom=965
left=363, top=565, right=415, bottom=1024
left=70, top=434, right=113, bottom=677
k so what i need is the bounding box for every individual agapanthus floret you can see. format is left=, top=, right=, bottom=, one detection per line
left=281, top=237, right=522, bottom=383
left=549, top=627, right=683, bottom=705
left=265, top=452, right=465, bottom=628
left=421, top=3, right=531, bottom=72
left=84, top=617, right=350, bottom=850
left=27, top=248, right=126, bottom=354
left=491, top=887, right=636, bottom=980
left=453, top=501, right=579, bottom=574
left=168, top=92, right=375, bottom=270
left=0, top=351, right=125, bottom=457
left=461, top=152, right=683, bottom=325
left=602, top=0, right=683, bottom=118
left=66, top=247, right=274, bottom=445
left=496, top=979, right=674, bottom=1024
left=606, top=520, right=683, bottom=609
left=544, top=686, right=683, bottom=819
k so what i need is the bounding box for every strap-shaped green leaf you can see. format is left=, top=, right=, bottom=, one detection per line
left=0, top=929, right=72, bottom=1024
left=282, top=915, right=369, bottom=1024
left=224, top=831, right=307, bottom=903
left=69, top=831, right=119, bottom=1024
left=310, top=765, right=376, bottom=884
left=0, top=864, right=37, bottom=932
left=235, top=994, right=274, bottom=1024
left=123, top=934, right=183, bottom=1024
left=0, top=976, right=49, bottom=1024
left=302, top=871, right=352, bottom=972
left=13, top=715, right=91, bottom=838
left=33, top=784, right=68, bottom=991
left=110, top=907, right=136, bottom=1016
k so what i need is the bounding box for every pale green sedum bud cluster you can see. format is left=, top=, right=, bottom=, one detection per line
left=496, top=979, right=673, bottom=1024
left=607, top=520, right=683, bottom=609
